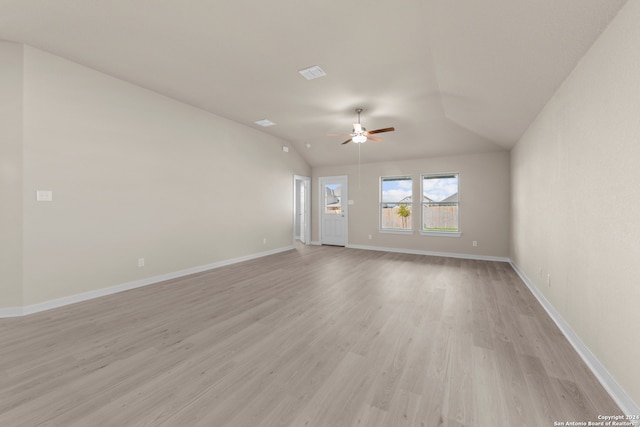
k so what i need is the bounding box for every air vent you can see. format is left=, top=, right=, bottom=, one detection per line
left=298, top=65, right=327, bottom=80
left=254, top=119, right=276, bottom=127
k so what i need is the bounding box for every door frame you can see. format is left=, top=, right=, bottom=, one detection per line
left=293, top=175, right=311, bottom=246
left=319, top=175, right=348, bottom=246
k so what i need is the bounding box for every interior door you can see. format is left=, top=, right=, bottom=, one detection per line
left=294, top=175, right=310, bottom=245
left=319, top=176, right=348, bottom=246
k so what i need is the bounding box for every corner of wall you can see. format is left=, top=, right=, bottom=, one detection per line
left=510, top=261, right=640, bottom=416
left=0, top=40, right=24, bottom=310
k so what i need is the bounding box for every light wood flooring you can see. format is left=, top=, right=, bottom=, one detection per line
left=0, top=245, right=620, bottom=426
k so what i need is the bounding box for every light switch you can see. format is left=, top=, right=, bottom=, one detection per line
left=36, top=190, right=53, bottom=202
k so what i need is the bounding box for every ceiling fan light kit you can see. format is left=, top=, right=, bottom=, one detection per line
left=327, top=108, right=395, bottom=145
left=352, top=134, right=368, bottom=143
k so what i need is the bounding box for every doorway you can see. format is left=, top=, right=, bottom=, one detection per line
left=319, top=175, right=348, bottom=246
left=294, top=175, right=311, bottom=245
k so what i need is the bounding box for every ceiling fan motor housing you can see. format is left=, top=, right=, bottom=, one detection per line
left=329, top=108, right=395, bottom=145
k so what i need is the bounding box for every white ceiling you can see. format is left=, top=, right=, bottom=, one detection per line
left=0, top=0, right=628, bottom=167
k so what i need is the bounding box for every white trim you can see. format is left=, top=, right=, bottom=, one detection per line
left=379, top=175, right=414, bottom=232
left=378, top=229, right=414, bottom=235
left=0, top=306, right=24, bottom=317
left=510, top=261, right=640, bottom=417
left=310, top=240, right=321, bottom=246
left=0, top=246, right=294, bottom=318
left=420, top=231, right=462, bottom=238
left=293, top=175, right=311, bottom=246
left=421, top=172, right=461, bottom=236
left=346, top=244, right=510, bottom=262
left=318, top=175, right=348, bottom=246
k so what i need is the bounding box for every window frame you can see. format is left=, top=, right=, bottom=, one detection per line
left=379, top=175, right=414, bottom=234
left=420, top=173, right=461, bottom=238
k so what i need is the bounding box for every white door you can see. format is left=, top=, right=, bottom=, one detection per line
left=319, top=176, right=348, bottom=246
left=294, top=175, right=311, bottom=245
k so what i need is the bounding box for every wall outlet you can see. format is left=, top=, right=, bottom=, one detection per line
left=36, top=190, right=53, bottom=201
left=547, top=273, right=551, bottom=287
left=138, top=258, right=145, bottom=267
left=263, top=238, right=267, bottom=245
left=368, top=234, right=372, bottom=240
left=472, top=241, right=478, bottom=247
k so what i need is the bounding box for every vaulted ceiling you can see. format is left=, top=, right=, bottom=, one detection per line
left=0, top=0, right=628, bottom=166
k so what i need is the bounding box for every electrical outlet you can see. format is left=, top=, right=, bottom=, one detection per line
left=547, top=273, right=551, bottom=287
left=263, top=238, right=267, bottom=245
left=36, top=190, right=53, bottom=202
left=472, top=241, right=478, bottom=247
left=368, top=234, right=372, bottom=240
left=138, top=258, right=145, bottom=267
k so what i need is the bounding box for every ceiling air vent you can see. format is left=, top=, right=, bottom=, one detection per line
left=298, top=65, right=326, bottom=80
left=254, top=119, right=276, bottom=127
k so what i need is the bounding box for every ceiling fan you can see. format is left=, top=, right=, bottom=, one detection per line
left=327, top=108, right=395, bottom=145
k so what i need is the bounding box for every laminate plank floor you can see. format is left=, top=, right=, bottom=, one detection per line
left=0, top=245, right=621, bottom=426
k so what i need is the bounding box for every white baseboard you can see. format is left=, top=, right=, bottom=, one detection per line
left=346, top=243, right=510, bottom=262
left=510, top=261, right=640, bottom=416
left=0, top=245, right=295, bottom=318
left=0, top=306, right=25, bottom=317
left=310, top=240, right=321, bottom=246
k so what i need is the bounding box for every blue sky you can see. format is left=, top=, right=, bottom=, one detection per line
left=423, top=176, right=458, bottom=201
left=381, top=178, right=412, bottom=202
left=382, top=176, right=458, bottom=202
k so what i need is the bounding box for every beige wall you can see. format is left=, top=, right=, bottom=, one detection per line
left=2, top=45, right=310, bottom=309
left=0, top=41, right=23, bottom=308
left=511, top=0, right=640, bottom=406
left=312, top=151, right=510, bottom=259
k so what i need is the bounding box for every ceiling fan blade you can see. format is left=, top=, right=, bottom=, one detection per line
left=353, top=123, right=363, bottom=133
left=341, top=138, right=352, bottom=145
left=367, top=127, right=395, bottom=135
left=326, top=133, right=354, bottom=137
left=367, top=136, right=383, bottom=142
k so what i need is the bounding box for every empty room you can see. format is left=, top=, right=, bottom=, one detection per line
left=1, top=0, right=639, bottom=426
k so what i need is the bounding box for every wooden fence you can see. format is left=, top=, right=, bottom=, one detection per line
left=381, top=205, right=458, bottom=230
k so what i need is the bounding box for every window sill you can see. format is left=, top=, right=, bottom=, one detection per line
left=420, top=231, right=462, bottom=238
left=379, top=229, right=414, bottom=235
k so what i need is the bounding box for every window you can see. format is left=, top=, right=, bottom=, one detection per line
left=380, top=176, right=413, bottom=232
left=421, top=173, right=460, bottom=236
left=324, top=184, right=342, bottom=215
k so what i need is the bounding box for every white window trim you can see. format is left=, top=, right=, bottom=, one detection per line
left=379, top=229, right=415, bottom=235
left=420, top=230, right=462, bottom=238
left=420, top=172, right=460, bottom=237
left=380, top=175, right=414, bottom=233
